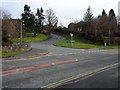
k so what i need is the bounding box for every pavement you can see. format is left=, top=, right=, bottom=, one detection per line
left=2, top=48, right=49, bottom=61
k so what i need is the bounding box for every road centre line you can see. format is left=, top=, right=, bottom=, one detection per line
left=52, top=50, right=105, bottom=56
left=41, top=63, right=118, bottom=89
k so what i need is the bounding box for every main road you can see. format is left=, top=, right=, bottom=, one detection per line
left=2, top=34, right=119, bottom=88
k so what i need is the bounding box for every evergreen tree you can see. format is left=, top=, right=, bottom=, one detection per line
left=21, top=4, right=36, bottom=35
left=28, top=12, right=35, bottom=29
left=36, top=7, right=45, bottom=32
left=21, top=4, right=31, bottom=30
left=102, top=9, right=107, bottom=16
left=83, top=6, right=93, bottom=22
left=109, top=9, right=116, bottom=17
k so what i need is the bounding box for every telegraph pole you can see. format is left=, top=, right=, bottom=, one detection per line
left=109, top=29, right=111, bottom=46
left=70, top=33, right=73, bottom=46
left=20, top=20, right=22, bottom=44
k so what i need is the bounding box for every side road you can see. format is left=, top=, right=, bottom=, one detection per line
left=2, top=34, right=65, bottom=61
left=2, top=34, right=118, bottom=61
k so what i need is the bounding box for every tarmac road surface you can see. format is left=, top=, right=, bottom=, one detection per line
left=2, top=34, right=119, bottom=88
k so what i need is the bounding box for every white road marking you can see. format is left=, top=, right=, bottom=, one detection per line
left=3, top=50, right=108, bottom=62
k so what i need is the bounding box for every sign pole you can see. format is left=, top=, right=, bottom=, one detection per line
left=70, top=33, right=73, bottom=46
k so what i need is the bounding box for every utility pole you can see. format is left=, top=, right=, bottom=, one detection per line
left=70, top=33, right=73, bottom=46
left=109, top=29, right=111, bottom=46
left=20, top=20, right=22, bottom=44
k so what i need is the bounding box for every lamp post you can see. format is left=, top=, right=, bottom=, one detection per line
left=109, top=29, right=111, bottom=46
left=20, top=20, right=23, bottom=44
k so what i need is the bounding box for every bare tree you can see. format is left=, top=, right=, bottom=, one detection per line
left=45, top=8, right=58, bottom=27
left=1, top=9, right=12, bottom=45
left=90, top=15, right=118, bottom=45
left=0, top=8, right=11, bottom=19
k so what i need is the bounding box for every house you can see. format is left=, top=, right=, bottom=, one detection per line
left=2, top=19, right=22, bottom=38
left=68, top=22, right=84, bottom=32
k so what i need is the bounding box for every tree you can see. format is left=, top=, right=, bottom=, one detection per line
left=102, top=9, right=107, bottom=16
left=44, top=8, right=58, bottom=34
left=45, top=8, right=58, bottom=28
left=21, top=4, right=37, bottom=37
left=0, top=9, right=11, bottom=19
left=83, top=6, right=93, bottom=22
left=1, top=9, right=12, bottom=45
left=29, top=12, right=36, bottom=33
left=36, top=7, right=45, bottom=31
left=109, top=9, right=116, bottom=17
left=21, top=4, right=31, bottom=31
left=90, top=15, right=117, bottom=45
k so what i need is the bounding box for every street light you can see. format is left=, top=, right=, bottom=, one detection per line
left=109, top=29, right=111, bottom=46
left=20, top=20, right=23, bottom=44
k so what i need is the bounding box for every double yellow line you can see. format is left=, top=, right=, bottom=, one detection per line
left=41, top=63, right=118, bottom=89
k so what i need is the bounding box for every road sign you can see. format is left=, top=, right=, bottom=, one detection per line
left=70, top=33, right=73, bottom=37
left=70, top=33, right=74, bottom=46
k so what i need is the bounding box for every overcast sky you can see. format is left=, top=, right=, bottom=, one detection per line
left=1, top=0, right=120, bottom=27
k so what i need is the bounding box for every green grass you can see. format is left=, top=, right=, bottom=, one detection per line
left=54, top=37, right=119, bottom=49
left=0, top=50, right=27, bottom=58
left=100, top=45, right=119, bottom=49
left=9, top=33, right=48, bottom=42
left=54, top=39, right=99, bottom=49
left=2, top=33, right=48, bottom=58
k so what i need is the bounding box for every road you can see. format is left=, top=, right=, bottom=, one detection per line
left=57, top=67, right=118, bottom=88
left=2, top=34, right=119, bottom=88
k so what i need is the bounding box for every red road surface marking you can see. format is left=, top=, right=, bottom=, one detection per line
left=1, top=59, right=79, bottom=75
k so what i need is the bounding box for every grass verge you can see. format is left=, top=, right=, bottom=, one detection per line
left=9, top=33, right=48, bottom=42
left=2, top=33, right=48, bottom=58
left=0, top=50, right=27, bottom=58
left=54, top=39, right=99, bottom=49
left=54, top=37, right=119, bottom=49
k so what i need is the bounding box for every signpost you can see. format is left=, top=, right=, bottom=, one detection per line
left=70, top=33, right=74, bottom=46
left=104, top=43, right=106, bottom=47
left=109, top=29, right=111, bottom=46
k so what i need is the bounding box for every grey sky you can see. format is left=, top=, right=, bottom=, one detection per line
left=1, top=0, right=120, bottom=27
